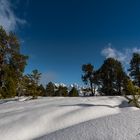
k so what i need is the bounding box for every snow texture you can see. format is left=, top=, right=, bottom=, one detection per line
left=0, top=96, right=139, bottom=140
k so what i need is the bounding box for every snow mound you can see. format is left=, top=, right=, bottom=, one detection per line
left=0, top=96, right=138, bottom=140
left=37, top=110, right=140, bottom=140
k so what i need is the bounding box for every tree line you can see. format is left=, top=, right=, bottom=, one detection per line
left=82, top=53, right=140, bottom=107
left=0, top=26, right=79, bottom=99
left=0, top=26, right=140, bottom=107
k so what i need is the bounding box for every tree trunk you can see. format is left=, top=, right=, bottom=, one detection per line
left=90, top=82, right=94, bottom=96
left=93, top=84, right=96, bottom=95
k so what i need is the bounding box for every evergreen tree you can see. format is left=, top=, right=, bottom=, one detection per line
left=20, top=75, right=31, bottom=96
left=0, top=26, right=28, bottom=98
left=55, top=86, right=68, bottom=96
left=69, top=87, right=79, bottom=97
left=123, top=53, right=140, bottom=108
left=27, top=70, right=41, bottom=99
left=129, top=53, right=140, bottom=87
left=38, top=84, right=46, bottom=96
left=82, top=64, right=95, bottom=96
left=6, top=78, right=16, bottom=98
left=46, top=82, right=55, bottom=96
left=123, top=78, right=140, bottom=108
left=98, top=58, right=126, bottom=96
left=2, top=65, right=17, bottom=98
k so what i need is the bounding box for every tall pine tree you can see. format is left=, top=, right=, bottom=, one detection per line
left=97, top=58, right=126, bottom=96
left=129, top=53, right=140, bottom=87
left=27, top=70, right=41, bottom=98
left=82, top=64, right=95, bottom=96
left=46, top=82, right=55, bottom=96
left=0, top=26, right=28, bottom=98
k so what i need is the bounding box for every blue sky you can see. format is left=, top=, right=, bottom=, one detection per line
left=1, top=0, right=140, bottom=85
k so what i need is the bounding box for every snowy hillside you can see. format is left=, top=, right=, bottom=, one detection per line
left=0, top=96, right=139, bottom=140
left=38, top=110, right=140, bottom=140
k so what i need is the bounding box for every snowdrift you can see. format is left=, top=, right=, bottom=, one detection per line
left=37, top=110, right=140, bottom=140
left=0, top=96, right=139, bottom=140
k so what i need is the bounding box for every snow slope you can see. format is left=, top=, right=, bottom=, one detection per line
left=37, top=110, right=140, bottom=140
left=0, top=96, right=139, bottom=140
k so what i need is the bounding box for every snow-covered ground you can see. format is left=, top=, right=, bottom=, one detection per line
left=0, top=96, right=139, bottom=140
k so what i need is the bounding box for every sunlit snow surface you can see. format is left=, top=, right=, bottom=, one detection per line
left=0, top=96, right=139, bottom=140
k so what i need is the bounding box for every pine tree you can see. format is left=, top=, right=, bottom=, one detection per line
left=129, top=53, right=140, bottom=87
left=21, top=75, right=31, bottom=96
left=82, top=64, right=95, bottom=96
left=55, top=86, right=68, bottom=96
left=4, top=77, right=16, bottom=98
left=46, top=82, right=55, bottom=96
left=0, top=26, right=28, bottom=98
left=38, top=84, right=46, bottom=96
left=69, top=87, right=79, bottom=97
left=27, top=70, right=41, bottom=99
left=122, top=53, right=140, bottom=108
left=123, top=78, right=140, bottom=108
left=97, top=58, right=126, bottom=96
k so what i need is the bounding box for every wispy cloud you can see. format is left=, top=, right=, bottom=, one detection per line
left=101, top=43, right=140, bottom=67
left=0, top=0, right=26, bottom=32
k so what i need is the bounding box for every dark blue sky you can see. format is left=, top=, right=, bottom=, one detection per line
left=15, top=0, right=140, bottom=85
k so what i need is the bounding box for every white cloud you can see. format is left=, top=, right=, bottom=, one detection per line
left=101, top=44, right=140, bottom=67
left=132, top=47, right=140, bottom=54
left=0, top=0, right=26, bottom=32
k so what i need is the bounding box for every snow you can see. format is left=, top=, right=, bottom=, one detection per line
left=38, top=110, right=140, bottom=140
left=0, top=96, right=139, bottom=140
